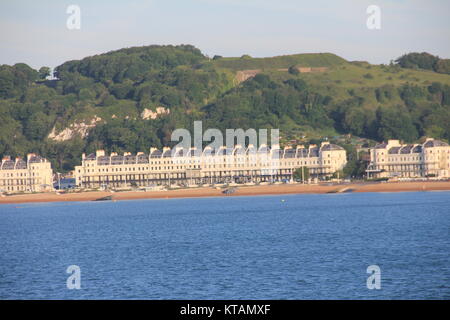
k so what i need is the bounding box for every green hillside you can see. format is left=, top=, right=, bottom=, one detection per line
left=0, top=45, right=449, bottom=172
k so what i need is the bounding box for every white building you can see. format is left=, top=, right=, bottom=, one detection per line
left=75, top=142, right=347, bottom=188
left=366, top=138, right=450, bottom=179
left=0, top=154, right=54, bottom=193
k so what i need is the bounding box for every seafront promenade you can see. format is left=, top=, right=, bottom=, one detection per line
left=1, top=181, right=449, bottom=205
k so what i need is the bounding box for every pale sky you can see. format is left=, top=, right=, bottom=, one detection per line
left=1, top=0, right=450, bottom=70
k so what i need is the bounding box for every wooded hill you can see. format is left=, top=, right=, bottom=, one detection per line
left=0, top=46, right=449, bottom=172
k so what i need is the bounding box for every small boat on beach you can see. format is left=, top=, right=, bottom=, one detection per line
left=222, top=187, right=237, bottom=195
left=327, top=187, right=355, bottom=194
left=93, top=195, right=113, bottom=201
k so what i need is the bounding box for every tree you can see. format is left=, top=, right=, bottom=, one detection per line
left=434, top=59, right=450, bottom=75
left=342, top=108, right=368, bottom=136
left=395, top=52, right=450, bottom=74
left=332, top=170, right=344, bottom=179
left=288, top=65, right=299, bottom=75
left=24, top=111, right=54, bottom=141
left=42, top=138, right=84, bottom=172
left=338, top=144, right=368, bottom=180
left=0, top=68, right=14, bottom=98
left=343, top=159, right=367, bottom=179
left=376, top=107, right=419, bottom=142
left=293, top=167, right=310, bottom=182
left=395, top=52, right=439, bottom=71
left=38, top=67, right=51, bottom=80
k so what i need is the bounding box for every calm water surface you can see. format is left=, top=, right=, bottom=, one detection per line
left=0, top=191, right=449, bottom=299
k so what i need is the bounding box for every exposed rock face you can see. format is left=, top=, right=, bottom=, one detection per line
left=141, top=107, right=170, bottom=120
left=48, top=116, right=102, bottom=142
left=235, top=70, right=261, bottom=83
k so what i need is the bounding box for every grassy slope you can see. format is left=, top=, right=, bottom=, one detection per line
left=213, top=53, right=450, bottom=108
left=206, top=53, right=450, bottom=141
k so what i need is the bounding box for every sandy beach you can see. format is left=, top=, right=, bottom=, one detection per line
left=0, top=181, right=449, bottom=205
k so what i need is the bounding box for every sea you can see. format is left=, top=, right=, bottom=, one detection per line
left=0, top=191, right=449, bottom=299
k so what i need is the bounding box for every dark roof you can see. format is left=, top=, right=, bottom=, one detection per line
left=137, top=154, right=149, bottom=164
left=111, top=155, right=124, bottom=165
left=284, top=149, right=296, bottom=158
left=85, top=153, right=96, bottom=160
left=374, top=142, right=388, bottom=149
left=81, top=143, right=349, bottom=163
left=29, top=155, right=46, bottom=163
left=124, top=155, right=136, bottom=164
left=423, top=139, right=449, bottom=148
left=309, top=147, right=319, bottom=157
left=400, top=145, right=414, bottom=154
left=15, top=160, right=27, bottom=169
left=97, top=156, right=110, bottom=165
left=173, top=149, right=186, bottom=157
left=1, top=160, right=15, bottom=170
left=150, top=150, right=162, bottom=158
left=388, top=147, right=401, bottom=154
left=412, top=145, right=422, bottom=153
left=296, top=149, right=309, bottom=158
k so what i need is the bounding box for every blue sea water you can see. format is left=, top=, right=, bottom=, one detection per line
left=0, top=191, right=449, bottom=299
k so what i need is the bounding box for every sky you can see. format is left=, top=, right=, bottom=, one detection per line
left=1, top=0, right=449, bottom=70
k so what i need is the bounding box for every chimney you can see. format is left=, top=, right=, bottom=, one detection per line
left=96, top=150, right=105, bottom=157
left=387, top=140, right=401, bottom=147
left=27, top=153, right=36, bottom=161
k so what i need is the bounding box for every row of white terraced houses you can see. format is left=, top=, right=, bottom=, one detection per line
left=74, top=142, right=347, bottom=188
left=1, top=138, right=449, bottom=193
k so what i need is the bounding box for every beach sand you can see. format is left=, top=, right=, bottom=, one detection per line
left=1, top=181, right=449, bottom=205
